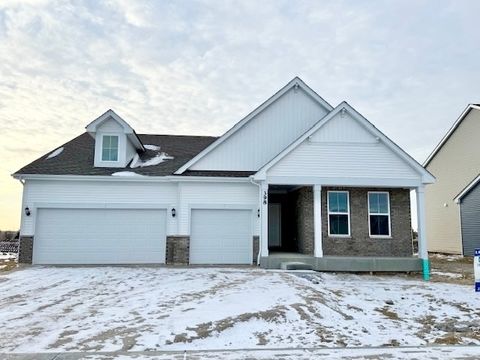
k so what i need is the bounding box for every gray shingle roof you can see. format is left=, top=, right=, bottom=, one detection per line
left=14, top=133, right=223, bottom=177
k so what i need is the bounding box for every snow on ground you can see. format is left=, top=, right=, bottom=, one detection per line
left=0, top=252, right=16, bottom=260
left=46, top=147, right=64, bottom=159
left=431, top=253, right=465, bottom=262
left=0, top=268, right=479, bottom=354
left=431, top=271, right=463, bottom=279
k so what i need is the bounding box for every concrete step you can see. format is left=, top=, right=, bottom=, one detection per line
left=280, top=262, right=313, bottom=270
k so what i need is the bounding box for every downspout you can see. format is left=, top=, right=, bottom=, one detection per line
left=249, top=177, right=262, bottom=266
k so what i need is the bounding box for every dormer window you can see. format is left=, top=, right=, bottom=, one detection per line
left=102, top=135, right=119, bottom=162
left=86, top=110, right=144, bottom=168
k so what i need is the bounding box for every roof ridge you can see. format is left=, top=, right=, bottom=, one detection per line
left=137, top=133, right=218, bottom=138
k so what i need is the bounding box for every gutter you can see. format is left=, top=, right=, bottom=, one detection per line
left=249, top=176, right=263, bottom=266
left=12, top=174, right=251, bottom=183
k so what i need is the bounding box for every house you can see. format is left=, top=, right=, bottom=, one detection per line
left=424, top=104, right=480, bottom=255
left=13, top=77, right=435, bottom=277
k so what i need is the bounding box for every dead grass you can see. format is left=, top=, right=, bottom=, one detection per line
left=169, top=305, right=288, bottom=344
left=0, top=259, right=17, bottom=272
left=375, top=306, right=400, bottom=321
left=433, top=334, right=463, bottom=345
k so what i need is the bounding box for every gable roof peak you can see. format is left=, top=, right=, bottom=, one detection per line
left=174, top=77, right=333, bottom=174
left=85, top=109, right=145, bottom=151
left=254, top=100, right=435, bottom=184
left=424, top=103, right=480, bottom=167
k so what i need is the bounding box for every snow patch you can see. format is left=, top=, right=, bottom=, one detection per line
left=111, top=171, right=145, bottom=177
left=0, top=252, right=17, bottom=260
left=46, top=147, right=64, bottom=159
left=431, top=271, right=463, bottom=279
left=144, top=144, right=161, bottom=151
left=130, top=152, right=174, bottom=168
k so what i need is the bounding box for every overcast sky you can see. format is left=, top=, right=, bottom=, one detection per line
left=1, top=0, right=479, bottom=230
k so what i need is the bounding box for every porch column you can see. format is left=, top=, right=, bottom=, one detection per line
left=313, top=185, right=323, bottom=258
left=260, top=181, right=269, bottom=257
left=416, top=185, right=430, bottom=281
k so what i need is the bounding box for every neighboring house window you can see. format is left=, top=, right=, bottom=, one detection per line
left=368, top=192, right=391, bottom=237
left=102, top=135, right=119, bottom=161
left=328, top=191, right=350, bottom=236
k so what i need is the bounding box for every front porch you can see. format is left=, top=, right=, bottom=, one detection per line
left=261, top=252, right=422, bottom=272
left=259, top=183, right=429, bottom=277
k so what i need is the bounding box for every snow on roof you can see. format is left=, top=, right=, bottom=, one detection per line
left=46, top=147, right=64, bottom=159
left=130, top=151, right=174, bottom=168
left=144, top=144, right=161, bottom=151
left=111, top=171, right=145, bottom=177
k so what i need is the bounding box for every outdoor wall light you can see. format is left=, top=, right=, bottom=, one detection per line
left=25, top=207, right=31, bottom=216
left=171, top=208, right=176, bottom=217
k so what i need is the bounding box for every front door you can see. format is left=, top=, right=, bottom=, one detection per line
left=268, top=203, right=282, bottom=248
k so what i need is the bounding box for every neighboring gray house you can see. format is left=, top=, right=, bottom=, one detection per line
left=454, top=175, right=480, bottom=256
left=424, top=104, right=480, bottom=255
left=13, top=77, right=435, bottom=276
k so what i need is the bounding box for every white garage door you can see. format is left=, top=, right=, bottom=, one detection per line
left=34, top=208, right=166, bottom=264
left=190, top=209, right=252, bottom=264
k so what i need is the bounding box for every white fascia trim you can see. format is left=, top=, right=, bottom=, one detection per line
left=254, top=101, right=435, bottom=184
left=423, top=104, right=480, bottom=167
left=174, top=77, right=333, bottom=175
left=454, top=173, right=480, bottom=203
left=86, top=109, right=145, bottom=151
left=13, top=174, right=251, bottom=183
left=265, top=176, right=422, bottom=188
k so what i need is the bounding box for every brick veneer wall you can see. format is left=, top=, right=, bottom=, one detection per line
left=295, top=187, right=315, bottom=255
left=18, top=236, right=33, bottom=264
left=253, top=236, right=259, bottom=264
left=321, top=187, right=413, bottom=257
left=166, top=236, right=190, bottom=264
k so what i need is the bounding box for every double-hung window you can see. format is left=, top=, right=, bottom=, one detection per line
left=328, top=191, right=350, bottom=236
left=102, top=135, right=119, bottom=162
left=368, top=192, right=391, bottom=237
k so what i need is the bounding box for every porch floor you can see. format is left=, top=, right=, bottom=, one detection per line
left=261, top=253, right=422, bottom=272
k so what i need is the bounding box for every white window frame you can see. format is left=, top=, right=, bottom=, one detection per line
left=327, top=190, right=350, bottom=237
left=368, top=191, right=391, bottom=238
left=101, top=134, right=120, bottom=162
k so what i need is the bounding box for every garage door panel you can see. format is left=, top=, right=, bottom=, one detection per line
left=34, top=208, right=166, bottom=264
left=190, top=209, right=252, bottom=264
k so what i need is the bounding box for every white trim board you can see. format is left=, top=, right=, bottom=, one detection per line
left=174, top=77, right=333, bottom=175
left=253, top=101, right=435, bottom=184
left=423, top=104, right=480, bottom=167
left=454, top=173, right=480, bottom=203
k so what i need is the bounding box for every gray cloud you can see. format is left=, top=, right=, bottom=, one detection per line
left=0, top=0, right=479, bottom=229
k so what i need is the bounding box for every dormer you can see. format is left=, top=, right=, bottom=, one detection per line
left=86, top=110, right=145, bottom=168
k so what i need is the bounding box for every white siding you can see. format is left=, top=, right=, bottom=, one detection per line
left=191, top=87, right=329, bottom=171
left=126, top=140, right=137, bottom=166
left=21, top=180, right=177, bottom=236
left=268, top=111, right=420, bottom=182
left=97, top=118, right=123, bottom=132
left=310, top=112, right=375, bottom=143
left=178, top=182, right=259, bottom=235
left=20, top=179, right=259, bottom=239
